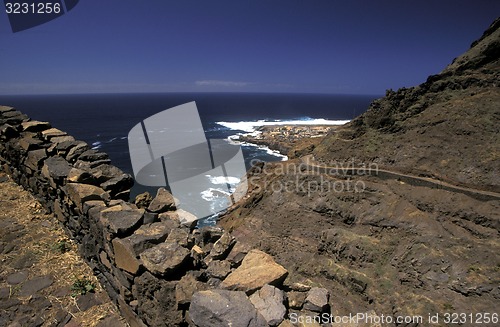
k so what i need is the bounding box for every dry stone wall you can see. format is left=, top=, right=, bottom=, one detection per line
left=0, top=106, right=334, bottom=327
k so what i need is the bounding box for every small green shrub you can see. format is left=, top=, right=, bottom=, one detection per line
left=52, top=240, right=70, bottom=253
left=71, top=277, right=96, bottom=297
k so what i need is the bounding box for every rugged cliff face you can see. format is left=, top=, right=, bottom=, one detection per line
left=220, top=18, right=500, bottom=323
left=314, top=18, right=500, bottom=192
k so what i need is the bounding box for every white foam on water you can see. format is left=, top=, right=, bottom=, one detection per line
left=91, top=141, right=102, bottom=149
left=200, top=187, right=232, bottom=202
left=205, top=175, right=241, bottom=185
left=216, top=118, right=350, bottom=132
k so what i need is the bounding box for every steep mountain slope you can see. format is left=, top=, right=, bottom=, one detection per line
left=314, top=18, right=500, bottom=192
left=219, top=18, right=500, bottom=322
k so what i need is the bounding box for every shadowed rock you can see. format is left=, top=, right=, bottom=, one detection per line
left=100, top=208, right=144, bottom=236
left=249, top=284, right=286, bottom=326
left=67, top=168, right=97, bottom=184
left=175, top=273, right=207, bottom=307
left=303, top=287, right=329, bottom=312
left=140, top=242, right=190, bottom=276
left=148, top=187, right=176, bottom=213
left=42, top=156, right=72, bottom=185
left=189, top=289, right=267, bottom=327
left=24, top=149, right=47, bottom=171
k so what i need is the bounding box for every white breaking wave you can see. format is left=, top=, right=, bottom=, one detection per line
left=201, top=187, right=232, bottom=202
left=91, top=141, right=102, bottom=149
left=216, top=118, right=350, bottom=132
left=205, top=175, right=241, bottom=185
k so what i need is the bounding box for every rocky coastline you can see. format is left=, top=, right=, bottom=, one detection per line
left=0, top=106, right=348, bottom=327
left=1, top=17, right=499, bottom=327
left=237, top=125, right=337, bottom=159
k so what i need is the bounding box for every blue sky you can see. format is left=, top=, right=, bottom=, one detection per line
left=0, top=0, right=498, bottom=95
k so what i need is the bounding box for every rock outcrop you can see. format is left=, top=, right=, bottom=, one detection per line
left=219, top=18, right=500, bottom=323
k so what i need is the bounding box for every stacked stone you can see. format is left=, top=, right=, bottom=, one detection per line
left=0, top=106, right=335, bottom=327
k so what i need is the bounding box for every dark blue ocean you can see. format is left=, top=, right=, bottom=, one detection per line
left=0, top=93, right=377, bottom=224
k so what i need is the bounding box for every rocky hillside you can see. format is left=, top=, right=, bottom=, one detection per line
left=314, top=18, right=500, bottom=192
left=219, top=18, right=500, bottom=324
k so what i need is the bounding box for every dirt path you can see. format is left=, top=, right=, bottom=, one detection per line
left=302, top=155, right=500, bottom=202
left=0, top=172, right=127, bottom=327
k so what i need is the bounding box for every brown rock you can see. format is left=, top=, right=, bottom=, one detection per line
left=100, top=209, right=144, bottom=236
left=220, top=249, right=288, bottom=293
left=66, top=143, right=89, bottom=162
left=175, top=273, right=207, bottom=307
left=134, top=191, right=152, bottom=209
left=278, top=320, right=294, bottom=327
left=112, top=238, right=141, bottom=274
left=166, top=227, right=192, bottom=248
left=19, top=136, right=44, bottom=152
left=65, top=183, right=110, bottom=209
left=51, top=135, right=76, bottom=144
left=206, top=231, right=235, bottom=261
left=112, top=221, right=175, bottom=274
left=206, top=260, right=231, bottom=279
left=19, top=275, right=53, bottom=296
left=189, top=289, right=267, bottom=327
left=288, top=291, right=307, bottom=309
left=21, top=120, right=51, bottom=132
left=41, top=128, right=67, bottom=140
left=24, top=149, right=47, bottom=170
left=226, top=241, right=252, bottom=266
left=148, top=187, right=176, bottom=213
left=162, top=209, right=199, bottom=227
left=0, top=106, right=14, bottom=113
left=303, top=287, right=329, bottom=313
left=249, top=284, right=286, bottom=326
left=42, top=156, right=72, bottom=185
left=67, top=168, right=97, bottom=184
left=140, top=242, right=190, bottom=276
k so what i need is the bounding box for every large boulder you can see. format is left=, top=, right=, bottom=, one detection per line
left=220, top=249, right=288, bottom=293
left=189, top=289, right=267, bottom=327
left=249, top=285, right=286, bottom=326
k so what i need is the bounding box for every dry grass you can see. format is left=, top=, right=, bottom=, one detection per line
left=0, top=173, right=127, bottom=326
